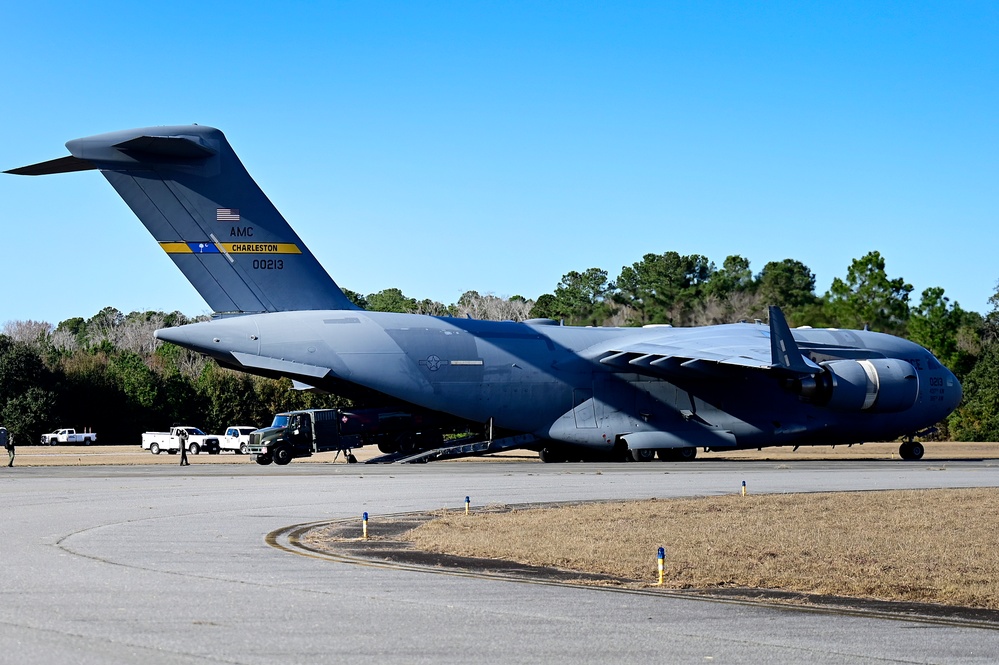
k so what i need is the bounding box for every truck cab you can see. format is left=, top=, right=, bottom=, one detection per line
left=248, top=410, right=345, bottom=465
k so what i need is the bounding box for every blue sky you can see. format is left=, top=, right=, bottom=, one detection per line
left=2, top=1, right=996, bottom=325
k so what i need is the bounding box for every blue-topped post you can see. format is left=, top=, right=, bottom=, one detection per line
left=465, top=496, right=470, bottom=515
left=657, top=547, right=665, bottom=586
left=362, top=511, right=369, bottom=539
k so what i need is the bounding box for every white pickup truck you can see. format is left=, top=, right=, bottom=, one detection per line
left=141, top=426, right=220, bottom=455
left=40, top=428, right=97, bottom=446
left=220, top=425, right=257, bottom=454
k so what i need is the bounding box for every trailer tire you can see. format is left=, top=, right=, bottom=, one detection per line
left=150, top=443, right=160, bottom=455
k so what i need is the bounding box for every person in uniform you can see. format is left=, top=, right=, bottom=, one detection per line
left=2, top=427, right=13, bottom=467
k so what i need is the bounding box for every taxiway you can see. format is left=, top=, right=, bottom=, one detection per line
left=1, top=459, right=997, bottom=663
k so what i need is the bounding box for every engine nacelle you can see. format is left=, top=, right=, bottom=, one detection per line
left=793, top=358, right=918, bottom=413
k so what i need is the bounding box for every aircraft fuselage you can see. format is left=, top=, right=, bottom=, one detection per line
left=156, top=311, right=961, bottom=453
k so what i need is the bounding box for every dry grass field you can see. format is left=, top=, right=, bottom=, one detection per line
left=407, top=488, right=999, bottom=609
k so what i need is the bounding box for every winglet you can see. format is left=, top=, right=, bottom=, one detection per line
left=769, top=306, right=813, bottom=373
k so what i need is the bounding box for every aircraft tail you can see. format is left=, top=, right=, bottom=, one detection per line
left=6, top=125, right=358, bottom=314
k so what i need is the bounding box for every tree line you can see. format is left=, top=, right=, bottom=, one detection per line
left=2, top=250, right=997, bottom=444
left=0, top=309, right=346, bottom=446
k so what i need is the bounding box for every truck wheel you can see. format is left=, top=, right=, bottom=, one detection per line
left=189, top=443, right=200, bottom=455
left=150, top=443, right=160, bottom=455
left=240, top=443, right=249, bottom=455
left=255, top=454, right=272, bottom=465
left=273, top=447, right=292, bottom=465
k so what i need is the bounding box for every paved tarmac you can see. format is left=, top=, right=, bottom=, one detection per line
left=1, top=459, right=998, bottom=664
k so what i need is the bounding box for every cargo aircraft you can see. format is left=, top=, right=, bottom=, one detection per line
left=7, top=125, right=961, bottom=462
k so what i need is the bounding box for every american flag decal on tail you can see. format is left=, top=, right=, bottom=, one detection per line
left=217, top=208, right=240, bottom=221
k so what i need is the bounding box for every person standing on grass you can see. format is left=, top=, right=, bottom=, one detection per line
left=2, top=427, right=12, bottom=467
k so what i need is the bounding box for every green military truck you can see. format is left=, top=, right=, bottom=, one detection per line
left=247, top=407, right=448, bottom=465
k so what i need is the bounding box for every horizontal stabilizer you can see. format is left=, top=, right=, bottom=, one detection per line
left=5, top=155, right=95, bottom=176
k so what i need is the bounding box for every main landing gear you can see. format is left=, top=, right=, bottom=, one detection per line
left=537, top=446, right=698, bottom=463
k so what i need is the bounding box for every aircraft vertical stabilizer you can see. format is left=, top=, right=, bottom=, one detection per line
left=6, top=125, right=357, bottom=314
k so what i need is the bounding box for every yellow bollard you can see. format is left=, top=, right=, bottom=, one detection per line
left=362, top=512, right=369, bottom=540
left=656, top=547, right=665, bottom=586
left=741, top=480, right=747, bottom=497
left=465, top=496, right=470, bottom=515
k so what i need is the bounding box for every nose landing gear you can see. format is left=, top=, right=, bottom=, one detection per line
left=898, top=436, right=925, bottom=461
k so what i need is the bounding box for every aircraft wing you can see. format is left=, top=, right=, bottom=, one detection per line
left=598, top=307, right=820, bottom=378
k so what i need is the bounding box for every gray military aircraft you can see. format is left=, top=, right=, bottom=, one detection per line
left=7, top=125, right=962, bottom=462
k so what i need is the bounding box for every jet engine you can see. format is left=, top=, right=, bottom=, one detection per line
left=791, top=358, right=918, bottom=413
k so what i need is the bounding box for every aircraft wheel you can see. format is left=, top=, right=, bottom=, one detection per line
left=273, top=447, right=292, bottom=466
left=539, top=447, right=566, bottom=463
left=150, top=443, right=160, bottom=455
left=899, top=441, right=925, bottom=461
left=255, top=454, right=272, bottom=466
left=630, top=448, right=656, bottom=462
left=676, top=447, right=697, bottom=461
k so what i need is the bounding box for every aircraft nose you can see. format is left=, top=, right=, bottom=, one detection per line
left=944, top=366, right=962, bottom=411
left=921, top=363, right=962, bottom=419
